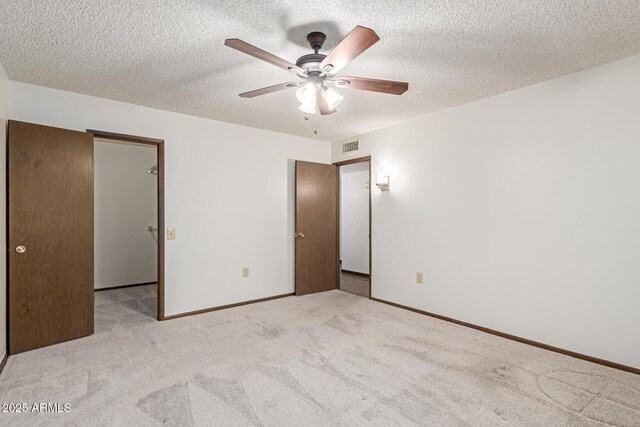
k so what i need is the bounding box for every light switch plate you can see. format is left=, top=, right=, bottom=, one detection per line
left=416, top=272, right=424, bottom=284
left=242, top=267, right=249, bottom=278
left=167, top=228, right=176, bottom=240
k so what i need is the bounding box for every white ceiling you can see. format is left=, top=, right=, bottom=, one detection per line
left=1, top=1, right=639, bottom=141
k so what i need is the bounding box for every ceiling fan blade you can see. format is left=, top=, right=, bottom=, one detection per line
left=316, top=87, right=336, bottom=115
left=239, top=82, right=300, bottom=98
left=319, top=26, right=380, bottom=75
left=334, top=76, right=408, bottom=95
left=224, top=38, right=305, bottom=75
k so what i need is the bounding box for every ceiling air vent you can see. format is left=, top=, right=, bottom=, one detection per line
left=342, top=141, right=359, bottom=153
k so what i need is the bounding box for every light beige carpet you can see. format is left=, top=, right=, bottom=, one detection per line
left=0, top=286, right=638, bottom=426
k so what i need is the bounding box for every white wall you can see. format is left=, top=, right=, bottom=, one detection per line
left=94, top=140, right=157, bottom=289
left=332, top=54, right=640, bottom=369
left=0, top=62, right=8, bottom=361
left=340, top=164, right=369, bottom=274
left=9, top=82, right=330, bottom=316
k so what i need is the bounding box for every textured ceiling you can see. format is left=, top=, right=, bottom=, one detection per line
left=1, top=1, right=639, bottom=141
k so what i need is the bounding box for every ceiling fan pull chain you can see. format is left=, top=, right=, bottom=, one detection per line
left=314, top=108, right=318, bottom=135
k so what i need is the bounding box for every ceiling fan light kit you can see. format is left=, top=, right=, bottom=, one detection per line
left=296, top=82, right=316, bottom=104
left=322, top=87, right=344, bottom=110
left=224, top=25, right=408, bottom=121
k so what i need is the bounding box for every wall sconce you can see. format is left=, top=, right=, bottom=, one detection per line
left=376, top=172, right=390, bottom=191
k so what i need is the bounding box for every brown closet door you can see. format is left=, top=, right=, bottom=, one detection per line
left=295, top=161, right=338, bottom=295
left=8, top=120, right=94, bottom=354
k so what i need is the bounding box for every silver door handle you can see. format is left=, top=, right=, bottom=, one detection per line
left=16, top=245, right=26, bottom=254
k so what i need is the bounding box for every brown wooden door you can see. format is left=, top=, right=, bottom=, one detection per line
left=8, top=121, right=94, bottom=354
left=295, top=161, right=338, bottom=295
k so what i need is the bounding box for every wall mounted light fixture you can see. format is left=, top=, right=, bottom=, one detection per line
left=376, top=172, right=390, bottom=191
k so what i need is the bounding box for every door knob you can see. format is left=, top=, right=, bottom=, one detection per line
left=294, top=233, right=305, bottom=239
left=16, top=245, right=26, bottom=254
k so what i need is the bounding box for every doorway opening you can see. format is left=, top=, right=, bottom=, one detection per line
left=335, top=157, right=371, bottom=298
left=89, top=130, right=165, bottom=321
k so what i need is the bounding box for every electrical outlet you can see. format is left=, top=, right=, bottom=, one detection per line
left=242, top=267, right=249, bottom=278
left=416, top=272, right=424, bottom=284
left=167, top=228, right=176, bottom=240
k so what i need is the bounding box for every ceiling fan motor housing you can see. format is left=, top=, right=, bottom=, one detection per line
left=296, top=31, right=328, bottom=72
left=296, top=53, right=326, bottom=71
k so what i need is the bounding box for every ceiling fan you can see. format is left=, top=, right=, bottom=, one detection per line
left=224, top=25, right=409, bottom=115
